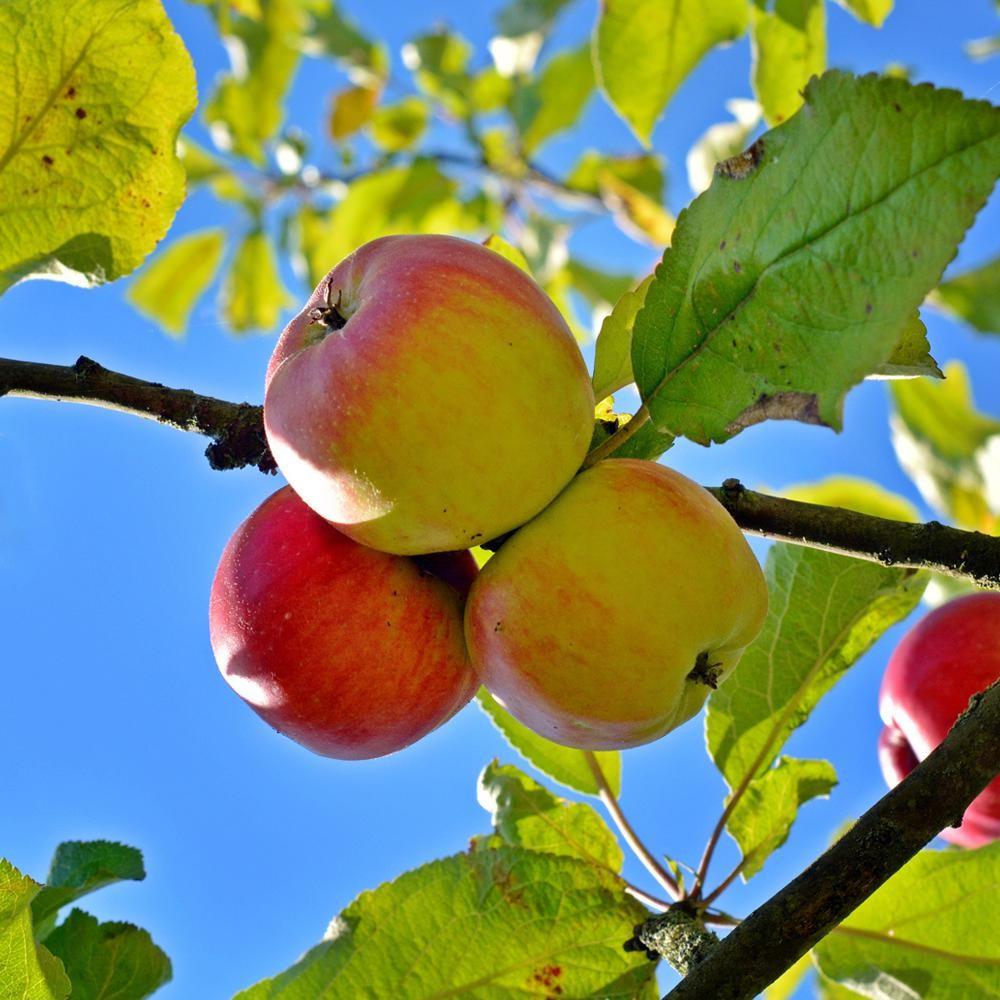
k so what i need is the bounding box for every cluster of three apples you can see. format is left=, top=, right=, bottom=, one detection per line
left=209, top=235, right=769, bottom=759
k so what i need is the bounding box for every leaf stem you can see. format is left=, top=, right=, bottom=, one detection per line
left=581, top=403, right=652, bottom=468
left=583, top=751, right=681, bottom=900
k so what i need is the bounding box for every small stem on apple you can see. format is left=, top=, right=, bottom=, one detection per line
left=581, top=403, right=653, bottom=468
left=583, top=751, right=681, bottom=900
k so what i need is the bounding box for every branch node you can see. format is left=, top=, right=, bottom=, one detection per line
left=627, top=905, right=720, bottom=976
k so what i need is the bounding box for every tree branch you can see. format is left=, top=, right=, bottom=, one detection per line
left=2, top=357, right=999, bottom=591
left=662, top=679, right=1000, bottom=1000
left=0, top=356, right=275, bottom=474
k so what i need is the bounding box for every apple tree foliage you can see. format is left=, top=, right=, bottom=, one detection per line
left=1, top=0, right=999, bottom=996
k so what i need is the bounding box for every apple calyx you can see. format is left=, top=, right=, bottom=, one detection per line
left=687, top=651, right=724, bottom=689
left=303, top=284, right=351, bottom=345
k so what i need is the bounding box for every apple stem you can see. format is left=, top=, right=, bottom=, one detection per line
left=583, top=751, right=681, bottom=900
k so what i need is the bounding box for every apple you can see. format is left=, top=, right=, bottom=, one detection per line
left=878, top=591, right=1000, bottom=847
left=209, top=486, right=479, bottom=760
left=263, top=234, right=595, bottom=556
left=465, top=459, right=769, bottom=750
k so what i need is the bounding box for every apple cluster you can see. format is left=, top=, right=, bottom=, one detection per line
left=209, top=235, right=769, bottom=760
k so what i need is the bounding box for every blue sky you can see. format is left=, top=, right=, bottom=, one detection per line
left=1, top=1, right=999, bottom=997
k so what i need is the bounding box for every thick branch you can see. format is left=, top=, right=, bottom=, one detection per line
left=664, top=679, right=1000, bottom=1000
left=2, top=357, right=999, bottom=590
left=0, top=356, right=274, bottom=474
left=709, top=478, right=1000, bottom=590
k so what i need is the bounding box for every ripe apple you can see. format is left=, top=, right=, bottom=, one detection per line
left=209, top=486, right=479, bottom=760
left=263, top=234, right=595, bottom=556
left=465, top=459, right=769, bottom=750
left=878, top=591, right=1000, bottom=847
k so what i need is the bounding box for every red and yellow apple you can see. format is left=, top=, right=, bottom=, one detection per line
left=878, top=591, right=1000, bottom=848
left=209, top=486, right=478, bottom=760
left=263, top=234, right=595, bottom=556
left=465, top=459, right=769, bottom=750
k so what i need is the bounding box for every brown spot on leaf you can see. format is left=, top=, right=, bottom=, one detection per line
left=865, top=303, right=873, bottom=314
left=66, top=86, right=76, bottom=98
left=732, top=261, right=742, bottom=273
left=715, top=139, right=764, bottom=181
left=726, top=391, right=824, bottom=435
left=75, top=107, right=86, bottom=119
left=41, top=155, right=53, bottom=167
left=893, top=102, right=902, bottom=112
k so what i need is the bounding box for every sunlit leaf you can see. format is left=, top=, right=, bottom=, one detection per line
left=235, top=847, right=653, bottom=998
left=402, top=30, right=473, bottom=118
left=477, top=690, right=621, bottom=797
left=176, top=136, right=226, bottom=185
left=221, top=230, right=292, bottom=334
left=814, top=844, right=1000, bottom=998
left=370, top=97, right=429, bottom=152
left=869, top=312, right=942, bottom=380
left=476, top=761, right=624, bottom=871
left=513, top=45, right=595, bottom=154
left=483, top=234, right=531, bottom=273
left=832, top=0, right=894, bottom=28
left=751, top=0, right=827, bottom=126
left=568, top=151, right=665, bottom=203
left=931, top=255, right=1000, bottom=334
left=765, top=954, right=815, bottom=999
left=0, top=0, right=196, bottom=294
left=592, top=274, right=653, bottom=399
left=706, top=544, right=926, bottom=795
left=303, top=1, right=389, bottom=84
left=594, top=0, right=749, bottom=143
left=328, top=85, right=380, bottom=141
left=782, top=475, right=920, bottom=522
left=127, top=229, right=226, bottom=337
left=631, top=73, right=1000, bottom=446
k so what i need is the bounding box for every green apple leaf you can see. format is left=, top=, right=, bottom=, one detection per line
left=127, top=229, right=226, bottom=337
left=817, top=971, right=866, bottom=999
left=764, top=953, right=814, bottom=999
left=476, top=761, right=624, bottom=871
left=483, top=235, right=532, bottom=273
left=234, top=847, right=654, bottom=999
left=0, top=0, right=196, bottom=295
left=44, top=910, right=171, bottom=1000
left=889, top=360, right=1000, bottom=531
left=204, top=0, right=304, bottom=165
left=726, top=756, right=837, bottom=881
left=402, top=30, right=473, bottom=118
left=565, top=261, right=635, bottom=314
left=0, top=860, right=70, bottom=1000
left=369, top=97, right=429, bottom=152
left=931, top=255, right=1000, bottom=334
left=592, top=275, right=654, bottom=400
left=594, top=0, right=749, bottom=144
left=222, top=230, right=292, bottom=335
left=706, top=544, right=926, bottom=794
left=686, top=99, right=761, bottom=196
left=495, top=0, right=576, bottom=39
left=631, top=72, right=1000, bottom=446
left=477, top=690, right=621, bottom=797
left=814, top=844, right=1000, bottom=998
left=752, top=0, right=827, bottom=126
left=568, top=151, right=665, bottom=203
left=294, top=161, right=483, bottom=287
left=176, top=136, right=227, bottom=186
left=781, top=475, right=920, bottom=522
left=832, top=0, right=894, bottom=28
left=513, top=45, right=595, bottom=154
left=303, top=2, right=389, bottom=85
left=32, top=842, right=145, bottom=937
left=869, top=312, right=942, bottom=380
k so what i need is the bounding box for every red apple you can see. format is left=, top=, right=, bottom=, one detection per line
left=878, top=591, right=1000, bottom=847
left=209, top=486, right=478, bottom=760
left=263, top=234, right=595, bottom=556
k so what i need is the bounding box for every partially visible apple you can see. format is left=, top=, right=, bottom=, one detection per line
left=209, top=486, right=478, bottom=760
left=465, top=459, right=769, bottom=750
left=878, top=591, right=1000, bottom=848
left=264, top=234, right=595, bottom=556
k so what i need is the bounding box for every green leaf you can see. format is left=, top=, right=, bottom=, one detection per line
left=369, top=97, right=429, bottom=152
left=495, top=0, right=575, bottom=38
left=235, top=847, right=653, bottom=999
left=594, top=0, right=749, bottom=144
left=727, top=756, right=837, bottom=881
left=402, top=30, right=473, bottom=118
left=328, top=85, right=380, bottom=141
left=176, top=136, right=226, bottom=185
left=814, top=844, right=1000, bottom=998
left=751, top=0, right=827, bottom=126
left=0, top=0, right=196, bottom=294
left=931, top=255, right=1000, bottom=334
left=32, top=842, right=145, bottom=937
left=889, top=360, right=1000, bottom=531
left=0, top=860, right=70, bottom=1000
left=468, top=67, right=515, bottom=114
left=513, top=45, right=595, bottom=154
left=631, top=72, right=1000, bottom=446
left=765, top=953, right=814, bottom=999
left=568, top=150, right=665, bottom=203
left=782, top=475, right=920, bottom=522
left=294, top=161, right=481, bottom=287
left=477, top=690, right=621, bottom=798
left=221, top=230, right=292, bottom=334
left=686, top=99, right=761, bottom=196
left=483, top=235, right=532, bottom=273
left=832, top=0, right=894, bottom=27
left=303, top=2, right=388, bottom=85
left=127, top=229, right=226, bottom=337
left=477, top=761, right=623, bottom=871
left=592, top=274, right=654, bottom=399
left=706, top=544, right=926, bottom=795
left=869, top=312, right=942, bottom=380
left=204, top=0, right=304, bottom=165
left=817, top=971, right=866, bottom=999
left=44, top=910, right=171, bottom=1000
